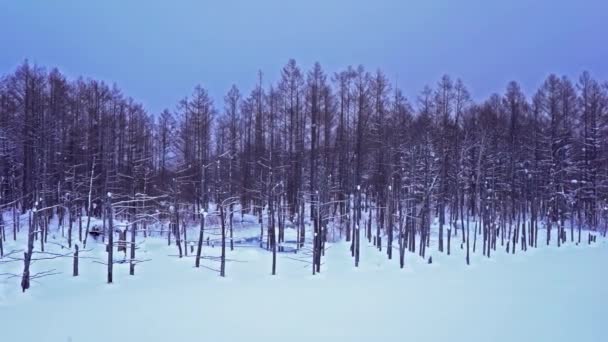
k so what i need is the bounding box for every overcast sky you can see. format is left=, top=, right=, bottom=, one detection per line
left=1, top=0, right=607, bottom=113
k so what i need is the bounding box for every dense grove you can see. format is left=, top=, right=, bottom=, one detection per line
left=1, top=60, right=607, bottom=276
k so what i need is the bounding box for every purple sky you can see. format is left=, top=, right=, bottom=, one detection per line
left=1, top=0, right=607, bottom=113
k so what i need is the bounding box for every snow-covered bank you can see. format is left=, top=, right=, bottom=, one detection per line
left=1, top=226, right=606, bottom=342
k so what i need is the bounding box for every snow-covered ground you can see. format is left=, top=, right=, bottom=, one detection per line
left=1, top=214, right=606, bottom=342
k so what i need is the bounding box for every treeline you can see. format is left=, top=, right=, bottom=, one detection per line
left=1, top=60, right=608, bottom=254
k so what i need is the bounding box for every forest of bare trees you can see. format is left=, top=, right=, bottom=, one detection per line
left=1, top=60, right=607, bottom=283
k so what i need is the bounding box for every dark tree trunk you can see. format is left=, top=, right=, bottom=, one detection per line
left=73, top=244, right=79, bottom=277
left=106, top=198, right=114, bottom=284
left=129, top=222, right=136, bottom=275
left=220, top=202, right=226, bottom=277
left=195, top=214, right=205, bottom=268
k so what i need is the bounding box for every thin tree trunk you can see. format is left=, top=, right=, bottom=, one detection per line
left=195, top=213, right=206, bottom=268
left=129, top=222, right=136, bottom=275
left=73, top=244, right=79, bottom=276
left=175, top=207, right=182, bottom=258
left=220, top=202, right=226, bottom=277
left=106, top=197, right=114, bottom=284
left=21, top=209, right=36, bottom=291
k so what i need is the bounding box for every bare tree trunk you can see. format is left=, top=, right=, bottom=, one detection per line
left=350, top=196, right=356, bottom=257
left=44, top=213, right=48, bottom=244
left=174, top=206, right=182, bottom=258
left=78, top=209, right=82, bottom=243
left=270, top=189, right=277, bottom=275
left=299, top=197, right=305, bottom=248
left=473, top=220, right=478, bottom=253
left=220, top=202, right=226, bottom=277
left=272, top=220, right=277, bottom=276
left=355, top=189, right=361, bottom=267
left=521, top=203, right=527, bottom=251
left=84, top=157, right=95, bottom=248
left=466, top=208, right=470, bottom=265
left=547, top=222, right=551, bottom=246
left=259, top=209, right=264, bottom=249
left=312, top=227, right=316, bottom=275
left=0, top=219, right=3, bottom=258
left=315, top=197, right=321, bottom=273
left=578, top=214, right=582, bottom=244
left=167, top=221, right=171, bottom=246
left=229, top=202, right=234, bottom=251
left=183, top=219, right=188, bottom=256
left=345, top=195, right=351, bottom=242
left=129, top=222, right=136, bottom=275
left=39, top=211, right=45, bottom=252
left=102, top=204, right=106, bottom=243
left=67, top=204, right=72, bottom=248
left=387, top=187, right=393, bottom=259
left=13, top=206, right=18, bottom=241
left=21, top=209, right=36, bottom=291
left=398, top=198, right=405, bottom=269
left=195, top=213, right=206, bottom=268
left=447, top=228, right=451, bottom=255
left=73, top=244, right=79, bottom=277
left=376, top=206, right=382, bottom=251
left=106, top=197, right=114, bottom=284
